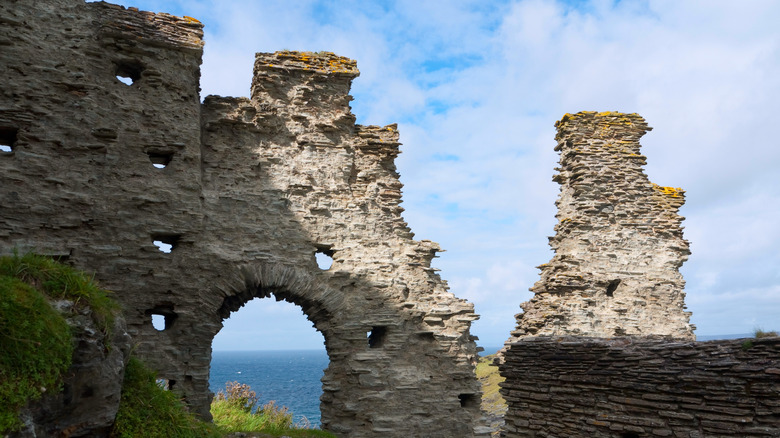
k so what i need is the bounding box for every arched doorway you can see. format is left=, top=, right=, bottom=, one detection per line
left=210, top=296, right=328, bottom=425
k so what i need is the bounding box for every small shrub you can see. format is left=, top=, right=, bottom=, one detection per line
left=741, top=340, right=754, bottom=351
left=754, top=328, right=778, bottom=338
left=214, top=381, right=258, bottom=413
left=111, top=357, right=219, bottom=438
left=211, top=381, right=334, bottom=437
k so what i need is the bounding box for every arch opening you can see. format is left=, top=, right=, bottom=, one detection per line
left=210, top=294, right=328, bottom=427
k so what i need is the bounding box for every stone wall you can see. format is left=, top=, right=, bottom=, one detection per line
left=506, top=112, right=695, bottom=342
left=0, top=1, right=483, bottom=436
left=499, top=336, right=780, bottom=437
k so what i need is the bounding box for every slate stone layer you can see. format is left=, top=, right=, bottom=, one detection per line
left=0, top=1, right=483, bottom=436
left=499, top=336, right=780, bottom=437
left=507, top=112, right=695, bottom=341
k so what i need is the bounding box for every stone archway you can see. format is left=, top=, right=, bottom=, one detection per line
left=209, top=263, right=339, bottom=427
left=0, top=2, right=484, bottom=435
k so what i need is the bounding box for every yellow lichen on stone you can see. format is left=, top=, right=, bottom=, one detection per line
left=183, top=16, right=201, bottom=24
left=651, top=183, right=683, bottom=198
left=267, top=51, right=359, bottom=75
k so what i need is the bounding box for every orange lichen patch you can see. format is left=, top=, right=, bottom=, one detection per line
left=651, top=183, right=683, bottom=198
left=266, top=50, right=360, bottom=76
left=183, top=16, right=201, bottom=24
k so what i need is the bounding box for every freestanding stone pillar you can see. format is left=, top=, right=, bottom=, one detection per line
left=506, top=111, right=695, bottom=342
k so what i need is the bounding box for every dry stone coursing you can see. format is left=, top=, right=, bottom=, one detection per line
left=499, top=336, right=780, bottom=437
left=505, top=112, right=695, bottom=342
left=0, top=1, right=484, bottom=436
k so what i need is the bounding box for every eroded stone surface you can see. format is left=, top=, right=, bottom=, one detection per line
left=505, top=112, right=695, bottom=342
left=0, top=1, right=483, bottom=436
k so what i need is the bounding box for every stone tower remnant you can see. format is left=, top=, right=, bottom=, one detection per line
left=507, top=111, right=695, bottom=341
left=0, top=1, right=484, bottom=436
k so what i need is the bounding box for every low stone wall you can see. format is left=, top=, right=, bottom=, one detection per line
left=499, top=336, right=780, bottom=437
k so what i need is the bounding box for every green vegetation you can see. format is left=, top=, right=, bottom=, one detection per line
left=0, top=252, right=118, bottom=335
left=211, top=381, right=335, bottom=438
left=476, top=354, right=507, bottom=417
left=111, top=357, right=220, bottom=438
left=112, top=360, right=334, bottom=438
left=0, top=253, right=118, bottom=433
left=754, top=328, right=778, bottom=338
left=0, top=276, right=73, bottom=431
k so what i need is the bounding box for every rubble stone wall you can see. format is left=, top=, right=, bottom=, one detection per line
left=0, top=1, right=483, bottom=436
left=499, top=337, right=780, bottom=437
left=507, top=112, right=695, bottom=341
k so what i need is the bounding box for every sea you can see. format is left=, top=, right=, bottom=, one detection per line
left=209, top=349, right=329, bottom=426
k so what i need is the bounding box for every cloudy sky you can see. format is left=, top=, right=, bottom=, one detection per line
left=104, top=0, right=780, bottom=351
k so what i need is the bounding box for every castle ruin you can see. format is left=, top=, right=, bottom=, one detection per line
left=4, top=1, right=779, bottom=437
left=0, top=1, right=483, bottom=436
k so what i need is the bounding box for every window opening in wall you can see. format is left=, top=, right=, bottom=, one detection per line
left=314, top=245, right=334, bottom=270
left=148, top=305, right=177, bottom=331
left=0, top=127, right=18, bottom=153
left=155, top=378, right=176, bottom=391
left=151, top=314, right=166, bottom=331
left=152, top=234, right=180, bottom=253
left=368, top=326, right=387, bottom=348
left=212, top=296, right=327, bottom=426
left=458, top=393, right=478, bottom=408
left=148, top=151, right=174, bottom=169
left=114, top=60, right=143, bottom=86
left=606, top=279, right=621, bottom=297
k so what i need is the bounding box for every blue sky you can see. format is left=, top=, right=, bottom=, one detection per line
left=101, top=0, right=780, bottom=351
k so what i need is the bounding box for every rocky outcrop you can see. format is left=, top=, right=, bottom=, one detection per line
left=0, top=1, right=483, bottom=436
left=12, top=304, right=131, bottom=438
left=499, top=336, right=780, bottom=437
left=506, top=112, right=694, bottom=342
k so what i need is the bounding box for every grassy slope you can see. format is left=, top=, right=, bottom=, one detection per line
left=476, top=354, right=508, bottom=418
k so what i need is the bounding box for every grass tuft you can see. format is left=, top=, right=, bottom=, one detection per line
left=211, top=381, right=335, bottom=437
left=754, top=328, right=778, bottom=338
left=0, top=252, right=118, bottom=336
left=111, top=357, right=220, bottom=438
left=0, top=275, right=73, bottom=432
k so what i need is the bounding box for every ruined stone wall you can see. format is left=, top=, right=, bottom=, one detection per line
left=499, top=336, right=780, bottom=437
left=507, top=112, right=695, bottom=341
left=0, top=1, right=484, bottom=436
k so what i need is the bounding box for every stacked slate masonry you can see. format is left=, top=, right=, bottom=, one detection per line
left=500, top=337, right=780, bottom=437
left=0, top=1, right=485, bottom=436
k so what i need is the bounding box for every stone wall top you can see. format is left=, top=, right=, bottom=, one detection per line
left=257, top=51, right=360, bottom=77
left=93, top=1, right=204, bottom=51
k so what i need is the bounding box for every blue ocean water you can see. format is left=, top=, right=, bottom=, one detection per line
left=209, top=350, right=328, bottom=427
